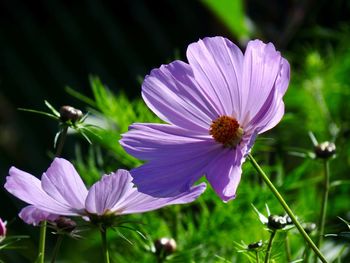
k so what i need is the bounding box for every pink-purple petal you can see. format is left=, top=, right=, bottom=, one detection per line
left=5, top=167, right=75, bottom=215
left=19, top=205, right=59, bottom=226
left=240, top=40, right=282, bottom=125
left=118, top=183, right=206, bottom=215
left=121, top=123, right=213, bottom=161
left=142, top=60, right=217, bottom=132
left=129, top=139, right=222, bottom=198
left=205, top=149, right=244, bottom=202
left=187, top=36, right=244, bottom=117
left=85, top=170, right=133, bottom=215
left=41, top=158, right=88, bottom=211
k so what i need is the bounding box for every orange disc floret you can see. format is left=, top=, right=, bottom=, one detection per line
left=209, top=115, right=243, bottom=147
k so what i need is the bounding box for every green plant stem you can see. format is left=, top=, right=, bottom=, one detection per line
left=256, top=251, right=260, bottom=263
left=38, top=221, right=47, bottom=263
left=285, top=234, right=291, bottom=262
left=264, top=230, right=276, bottom=263
left=38, top=125, right=68, bottom=263
left=100, top=227, right=110, bottom=263
left=247, top=153, right=328, bottom=263
left=316, top=160, right=330, bottom=248
left=55, top=126, right=68, bottom=157
left=51, top=235, right=64, bottom=263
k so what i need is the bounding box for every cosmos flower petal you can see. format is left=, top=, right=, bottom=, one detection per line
left=142, top=60, right=218, bottom=132
left=85, top=170, right=133, bottom=215
left=186, top=36, right=244, bottom=117
left=130, top=144, right=222, bottom=198
left=117, top=183, right=206, bottom=215
left=240, top=40, right=283, bottom=125
left=252, top=58, right=290, bottom=134
left=121, top=123, right=214, bottom=161
left=5, top=167, right=76, bottom=215
left=205, top=149, right=243, bottom=202
left=41, top=158, right=88, bottom=211
left=19, top=205, right=59, bottom=226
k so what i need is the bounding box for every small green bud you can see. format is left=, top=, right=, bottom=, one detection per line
left=314, top=141, right=336, bottom=159
left=54, top=217, right=77, bottom=233
left=59, top=106, right=83, bottom=122
left=155, top=237, right=177, bottom=256
left=248, top=240, right=263, bottom=250
left=303, top=222, right=317, bottom=234
left=267, top=215, right=288, bottom=230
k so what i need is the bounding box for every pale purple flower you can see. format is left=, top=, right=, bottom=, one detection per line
left=121, top=37, right=290, bottom=202
left=0, top=218, right=6, bottom=241
left=19, top=205, right=59, bottom=226
left=5, top=158, right=206, bottom=218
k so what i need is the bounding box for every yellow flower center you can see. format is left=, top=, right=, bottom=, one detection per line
left=209, top=116, right=243, bottom=147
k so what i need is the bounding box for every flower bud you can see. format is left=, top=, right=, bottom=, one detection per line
left=248, top=240, right=263, bottom=250
left=267, top=215, right=288, bottom=230
left=0, top=218, right=7, bottom=241
left=314, top=141, right=336, bottom=159
left=54, top=217, right=77, bottom=233
left=60, top=106, right=83, bottom=122
left=303, top=222, right=317, bottom=234
left=154, top=237, right=177, bottom=256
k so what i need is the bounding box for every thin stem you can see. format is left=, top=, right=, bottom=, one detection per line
left=256, top=251, right=260, bottom=263
left=264, top=230, right=276, bottom=263
left=51, top=235, right=64, bottom=263
left=37, top=125, right=68, bottom=263
left=38, top=221, right=47, bottom=263
left=247, top=153, right=328, bottom=263
left=100, top=227, right=110, bottom=263
left=55, top=126, right=68, bottom=157
left=316, top=160, right=330, bottom=248
left=285, top=233, right=292, bottom=262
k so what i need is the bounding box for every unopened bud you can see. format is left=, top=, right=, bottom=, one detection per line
left=54, top=217, right=77, bottom=233
left=60, top=106, right=83, bottom=122
left=155, top=237, right=177, bottom=256
left=0, top=218, right=7, bottom=241
left=248, top=240, right=263, bottom=250
left=267, top=215, right=288, bottom=230
left=314, top=142, right=336, bottom=159
left=303, top=222, right=317, bottom=234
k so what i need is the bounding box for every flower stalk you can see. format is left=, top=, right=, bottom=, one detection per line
left=264, top=230, right=276, bottom=263
left=247, top=153, right=328, bottom=263
left=50, top=235, right=64, bottom=263
left=38, top=220, right=47, bottom=263
left=315, top=160, right=330, bottom=259
left=100, top=226, right=110, bottom=263
left=38, top=124, right=68, bottom=263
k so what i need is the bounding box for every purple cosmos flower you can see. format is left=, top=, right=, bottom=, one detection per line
left=120, top=37, right=290, bottom=202
left=4, top=158, right=206, bottom=219
left=19, top=205, right=59, bottom=226
left=0, top=218, right=6, bottom=241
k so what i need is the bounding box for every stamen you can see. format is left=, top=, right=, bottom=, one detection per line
left=209, top=115, right=243, bottom=147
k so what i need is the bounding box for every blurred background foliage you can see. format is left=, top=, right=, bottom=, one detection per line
left=1, top=0, right=350, bottom=262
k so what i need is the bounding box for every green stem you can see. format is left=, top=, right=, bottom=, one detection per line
left=50, top=235, right=64, bottom=263
left=38, top=221, right=47, bottom=263
left=256, top=251, right=260, bottom=263
left=55, top=126, right=68, bottom=157
left=264, top=230, right=276, bottom=263
left=247, top=153, right=328, bottom=263
left=100, top=227, right=110, bottom=263
left=285, top=233, right=291, bottom=262
left=38, top=125, right=68, bottom=263
left=316, top=160, right=330, bottom=248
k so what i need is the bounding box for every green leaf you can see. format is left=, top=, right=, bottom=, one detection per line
left=201, top=0, right=250, bottom=40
